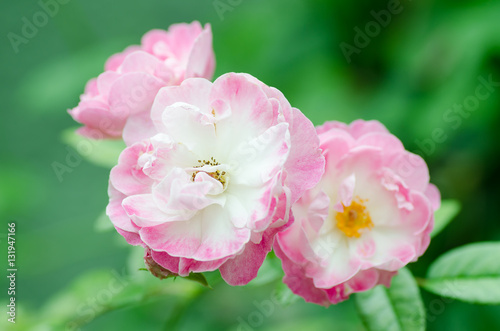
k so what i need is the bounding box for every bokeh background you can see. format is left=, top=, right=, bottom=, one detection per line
left=1, top=0, right=500, bottom=330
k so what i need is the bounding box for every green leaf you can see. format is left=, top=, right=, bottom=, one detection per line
left=431, top=200, right=461, bottom=238
left=355, top=268, right=426, bottom=331
left=421, top=242, right=500, bottom=304
left=37, top=265, right=203, bottom=330
left=183, top=273, right=211, bottom=288
left=61, top=128, right=126, bottom=168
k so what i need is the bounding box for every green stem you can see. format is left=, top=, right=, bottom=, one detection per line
left=162, top=287, right=207, bottom=331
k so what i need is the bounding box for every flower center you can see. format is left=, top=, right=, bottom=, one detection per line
left=191, top=157, right=227, bottom=187
left=335, top=198, right=373, bottom=238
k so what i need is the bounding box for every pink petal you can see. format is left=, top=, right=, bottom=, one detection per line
left=333, top=174, right=355, bottom=212
left=386, top=151, right=430, bottom=192
left=104, top=45, right=141, bottom=71
left=110, top=141, right=154, bottom=196
left=185, top=24, right=215, bottom=80
left=348, top=119, right=389, bottom=138
left=150, top=249, right=229, bottom=277
left=283, top=108, right=325, bottom=203
left=107, top=184, right=138, bottom=233
left=151, top=78, right=212, bottom=132
left=140, top=205, right=251, bottom=261
left=219, top=221, right=288, bottom=286
left=274, top=241, right=336, bottom=306
left=425, top=183, right=441, bottom=211
left=209, top=73, right=276, bottom=144
left=122, top=112, right=158, bottom=146
left=228, top=122, right=290, bottom=186
left=122, top=194, right=173, bottom=226
left=159, top=101, right=217, bottom=152
left=116, top=227, right=144, bottom=246
left=108, top=72, right=164, bottom=116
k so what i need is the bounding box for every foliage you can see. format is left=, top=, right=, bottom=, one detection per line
left=2, top=0, right=500, bottom=330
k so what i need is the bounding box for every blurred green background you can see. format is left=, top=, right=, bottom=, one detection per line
left=1, top=0, right=500, bottom=330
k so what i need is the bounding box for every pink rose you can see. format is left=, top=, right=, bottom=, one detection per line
left=69, top=21, right=215, bottom=145
left=274, top=120, right=440, bottom=306
left=106, top=73, right=325, bottom=285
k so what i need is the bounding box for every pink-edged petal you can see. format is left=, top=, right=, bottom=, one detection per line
left=152, top=168, right=223, bottom=221
left=319, top=129, right=353, bottom=176
left=119, top=51, right=163, bottom=75
left=380, top=168, right=414, bottom=211
left=143, top=133, right=198, bottom=180
left=278, top=192, right=334, bottom=268
left=274, top=241, right=336, bottom=306
left=229, top=122, right=290, bottom=186
left=425, top=183, right=441, bottom=211
left=185, top=24, right=215, bottom=80
left=210, top=73, right=276, bottom=144
left=376, top=270, right=398, bottom=287
left=107, top=184, right=138, bottom=233
left=224, top=176, right=279, bottom=232
left=96, top=71, right=121, bottom=96
left=359, top=228, right=417, bottom=271
left=105, top=45, right=141, bottom=71
left=357, top=131, right=405, bottom=152
left=159, top=101, right=217, bottom=152
left=348, top=119, right=389, bottom=138
left=110, top=141, right=154, bottom=196
left=72, top=98, right=109, bottom=112
left=82, top=78, right=99, bottom=97
left=149, top=249, right=181, bottom=274
left=108, top=72, right=165, bottom=116
left=324, top=286, right=350, bottom=305
left=418, top=214, right=434, bottom=256
left=122, top=112, right=158, bottom=146
left=151, top=78, right=212, bottom=131
left=72, top=105, right=126, bottom=138
left=283, top=108, right=325, bottom=203
left=140, top=204, right=251, bottom=261
left=178, top=256, right=229, bottom=277
left=252, top=185, right=287, bottom=233
left=141, top=29, right=170, bottom=57
left=307, top=238, right=362, bottom=288
left=116, top=227, right=144, bottom=246
left=149, top=247, right=230, bottom=277
left=122, top=194, right=172, bottom=226
left=303, top=190, right=330, bottom=233
left=345, top=268, right=379, bottom=293
left=318, top=120, right=389, bottom=140
left=333, top=174, right=355, bottom=212
left=220, top=220, right=289, bottom=286
left=160, top=21, right=204, bottom=60
left=386, top=151, right=430, bottom=192
left=403, top=191, right=433, bottom=236
left=316, top=121, right=349, bottom=135
left=275, top=218, right=310, bottom=266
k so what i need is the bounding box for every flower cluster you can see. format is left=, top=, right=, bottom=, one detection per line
left=69, top=21, right=214, bottom=145
left=70, top=21, right=440, bottom=304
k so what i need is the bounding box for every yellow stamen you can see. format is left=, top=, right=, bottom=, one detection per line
left=335, top=198, right=373, bottom=238
left=191, top=158, right=227, bottom=187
